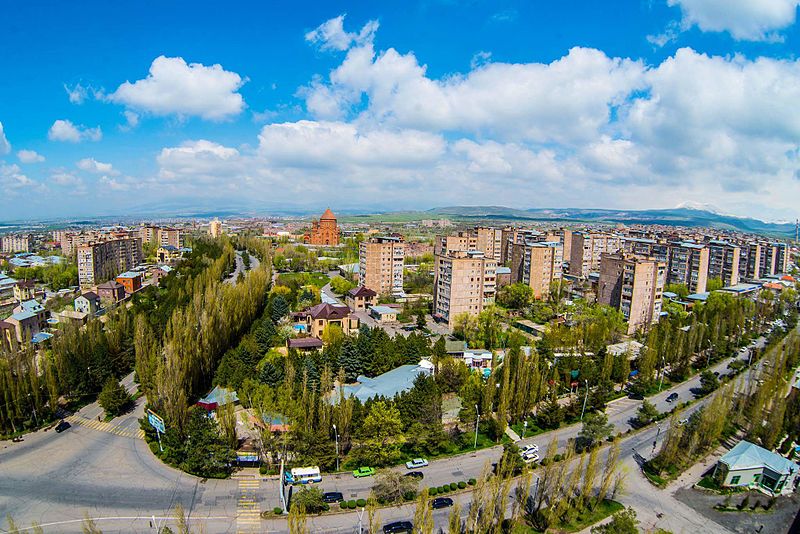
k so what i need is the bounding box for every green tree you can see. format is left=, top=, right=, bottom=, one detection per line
left=291, top=487, right=327, bottom=513
left=354, top=401, right=405, bottom=466
left=698, top=370, right=719, bottom=395
left=634, top=400, right=658, bottom=428
left=416, top=310, right=427, bottom=331
left=497, top=283, right=534, bottom=310
left=706, top=277, right=724, bottom=292
left=371, top=470, right=418, bottom=504
left=578, top=412, right=614, bottom=449
left=271, top=294, right=290, bottom=323
left=330, top=276, right=354, bottom=295
left=98, top=377, right=131, bottom=417
left=591, top=507, right=639, bottom=534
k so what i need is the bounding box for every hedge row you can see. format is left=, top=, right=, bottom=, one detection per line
left=428, top=478, right=475, bottom=496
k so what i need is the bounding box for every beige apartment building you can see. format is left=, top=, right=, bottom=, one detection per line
left=208, top=219, right=222, bottom=238
left=509, top=241, right=562, bottom=299
left=667, top=242, right=709, bottom=294
left=707, top=240, right=740, bottom=287
left=433, top=250, right=496, bottom=329
left=568, top=232, right=623, bottom=278
left=139, top=226, right=183, bottom=249
left=77, top=237, right=143, bottom=288
left=359, top=236, right=405, bottom=296
left=1, top=235, right=30, bottom=253
left=598, top=253, right=665, bottom=334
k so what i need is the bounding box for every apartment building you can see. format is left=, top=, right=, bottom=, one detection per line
left=707, top=240, right=740, bottom=286
left=598, top=253, right=665, bottom=334
left=622, top=238, right=670, bottom=263
left=667, top=242, right=709, bottom=294
left=508, top=241, right=562, bottom=299
left=359, top=236, right=405, bottom=296
left=433, top=250, right=496, bottom=329
left=77, top=237, right=143, bottom=288
left=158, top=228, right=183, bottom=248
left=568, top=232, right=623, bottom=278
left=208, top=219, right=222, bottom=238
left=474, top=227, right=503, bottom=262
left=1, top=235, right=30, bottom=253
left=738, top=242, right=763, bottom=281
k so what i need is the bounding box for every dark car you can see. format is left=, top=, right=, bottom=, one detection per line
left=627, top=391, right=644, bottom=400
left=54, top=420, right=71, bottom=433
left=432, top=497, right=454, bottom=509
left=666, top=393, right=679, bottom=403
left=383, top=521, right=413, bottom=533
left=322, top=491, right=344, bottom=503
left=404, top=471, right=424, bottom=480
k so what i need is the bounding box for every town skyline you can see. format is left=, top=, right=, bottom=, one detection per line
left=3, top=1, right=800, bottom=221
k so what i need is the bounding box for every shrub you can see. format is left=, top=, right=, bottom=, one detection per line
left=322, top=503, right=330, bottom=512
left=468, top=478, right=476, bottom=486
left=273, top=507, right=283, bottom=515
left=540, top=458, right=550, bottom=466
left=439, top=485, right=447, bottom=493
left=449, top=483, right=458, bottom=491
left=347, top=500, right=357, bottom=509
left=429, top=487, right=438, bottom=496
left=554, top=454, right=563, bottom=462
left=458, top=481, right=467, bottom=489
left=259, top=465, right=268, bottom=475
left=339, top=501, right=347, bottom=510
left=149, top=441, right=160, bottom=455
left=356, top=499, right=367, bottom=507
left=403, top=490, right=416, bottom=501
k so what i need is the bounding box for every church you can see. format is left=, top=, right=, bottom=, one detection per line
left=304, top=208, right=340, bottom=246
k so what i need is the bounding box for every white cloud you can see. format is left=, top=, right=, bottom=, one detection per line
left=667, top=0, right=800, bottom=40
left=77, top=157, right=119, bottom=175
left=51, top=171, right=82, bottom=186
left=108, top=56, right=246, bottom=120
left=48, top=119, right=102, bottom=142
left=1, top=163, right=34, bottom=189
left=100, top=176, right=130, bottom=191
left=17, top=150, right=45, bottom=163
left=64, top=83, right=89, bottom=104
left=123, top=110, right=140, bottom=129
left=157, top=140, right=242, bottom=183
left=0, top=122, right=10, bottom=155
left=305, top=15, right=379, bottom=52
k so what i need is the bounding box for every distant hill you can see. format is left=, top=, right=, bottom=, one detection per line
left=426, top=206, right=796, bottom=238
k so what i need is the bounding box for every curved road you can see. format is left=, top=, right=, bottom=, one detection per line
left=0, top=334, right=773, bottom=532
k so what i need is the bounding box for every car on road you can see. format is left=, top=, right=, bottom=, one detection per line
left=521, top=451, right=540, bottom=464
left=353, top=466, right=376, bottom=478
left=519, top=444, right=539, bottom=455
left=666, top=392, right=679, bottom=403
left=383, top=520, right=413, bottom=533
left=322, top=492, right=344, bottom=503
left=54, top=420, right=71, bottom=433
left=431, top=497, right=454, bottom=509
left=627, top=391, right=644, bottom=400
left=406, top=458, right=429, bottom=469
left=404, top=471, right=424, bottom=479
left=677, top=418, right=689, bottom=426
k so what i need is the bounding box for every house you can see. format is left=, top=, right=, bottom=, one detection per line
left=337, top=360, right=434, bottom=403
left=157, top=245, right=183, bottom=264
left=606, top=340, right=644, bottom=360
left=13, top=299, right=48, bottom=331
left=59, top=309, right=89, bottom=326
left=297, top=302, right=360, bottom=339
left=460, top=349, right=494, bottom=374
left=346, top=286, right=377, bottom=311
left=115, top=271, right=143, bottom=294
left=13, top=279, right=36, bottom=302
left=287, top=337, right=324, bottom=351
left=97, top=280, right=126, bottom=303
left=714, top=440, right=799, bottom=496
left=74, top=291, right=101, bottom=315
left=153, top=265, right=173, bottom=284
left=5, top=311, right=41, bottom=343
left=197, top=386, right=239, bottom=411
left=369, top=305, right=398, bottom=323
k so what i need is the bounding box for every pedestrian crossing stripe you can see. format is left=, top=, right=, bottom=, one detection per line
left=237, top=479, right=261, bottom=531
left=65, top=416, right=145, bottom=440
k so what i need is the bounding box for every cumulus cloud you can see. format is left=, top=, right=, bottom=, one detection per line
left=108, top=56, right=246, bottom=120
left=157, top=140, right=242, bottom=183
left=1, top=163, right=34, bottom=189
left=305, top=15, right=379, bottom=52
left=48, top=119, right=102, bottom=142
left=17, top=150, right=45, bottom=163
left=0, top=122, right=10, bottom=155
left=51, top=171, right=82, bottom=186
left=64, top=83, right=90, bottom=104
left=667, top=0, right=800, bottom=40
left=77, top=157, right=119, bottom=175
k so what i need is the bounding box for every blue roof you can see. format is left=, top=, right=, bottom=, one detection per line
left=495, top=266, right=511, bottom=275
left=117, top=271, right=141, bottom=279
left=340, top=364, right=433, bottom=403
left=19, top=299, right=44, bottom=312
left=199, top=385, right=239, bottom=406
left=11, top=311, right=36, bottom=321
left=687, top=292, right=709, bottom=301
left=31, top=332, right=53, bottom=344
left=719, top=441, right=799, bottom=475
left=370, top=305, right=397, bottom=315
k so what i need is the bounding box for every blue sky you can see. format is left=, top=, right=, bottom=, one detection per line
left=1, top=0, right=800, bottom=221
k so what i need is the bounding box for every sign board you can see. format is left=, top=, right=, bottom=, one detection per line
left=237, top=452, right=260, bottom=463
left=147, top=409, right=166, bottom=434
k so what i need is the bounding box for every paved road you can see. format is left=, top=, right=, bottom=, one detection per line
left=0, top=333, right=774, bottom=532
left=225, top=250, right=260, bottom=285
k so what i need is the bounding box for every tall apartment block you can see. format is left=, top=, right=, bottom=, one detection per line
left=208, top=219, right=222, bottom=238
left=473, top=227, right=503, bottom=262
left=1, top=235, right=30, bottom=253
left=666, top=242, right=709, bottom=294
left=508, top=241, right=562, bottom=299
left=158, top=228, right=183, bottom=248
left=707, top=240, right=740, bottom=286
left=598, top=253, right=665, bottom=334
left=77, top=237, right=143, bottom=288
left=568, top=232, right=623, bottom=278
left=359, top=236, right=405, bottom=296
left=622, top=238, right=669, bottom=263
left=433, top=250, right=496, bottom=329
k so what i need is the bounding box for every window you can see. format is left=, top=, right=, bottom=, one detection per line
left=730, top=475, right=741, bottom=485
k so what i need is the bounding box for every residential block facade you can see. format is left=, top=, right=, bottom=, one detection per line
left=77, top=237, right=143, bottom=288
left=598, top=253, right=665, bottom=334
left=359, top=236, right=405, bottom=296
left=433, top=250, right=496, bottom=329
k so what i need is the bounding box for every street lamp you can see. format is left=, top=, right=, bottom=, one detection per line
left=333, top=424, right=340, bottom=472
left=474, top=405, right=479, bottom=449
left=580, top=380, right=589, bottom=421
left=522, top=420, right=528, bottom=440
left=658, top=355, right=666, bottom=392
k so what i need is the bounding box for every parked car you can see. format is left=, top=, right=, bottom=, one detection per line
left=404, top=471, right=424, bottom=480
left=54, top=420, right=71, bottom=433
left=383, top=521, right=413, bottom=533
left=519, top=444, right=539, bottom=455
left=628, top=391, right=645, bottom=400
left=322, top=492, right=344, bottom=503
left=431, top=497, right=454, bottom=509
left=353, top=466, right=376, bottom=478
left=677, top=418, right=690, bottom=426
left=666, top=393, right=679, bottom=403
left=521, top=451, right=540, bottom=464
left=405, top=458, right=429, bottom=469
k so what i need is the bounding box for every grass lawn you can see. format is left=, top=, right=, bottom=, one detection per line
left=510, top=419, right=546, bottom=440
left=511, top=499, right=624, bottom=533
left=276, top=272, right=331, bottom=288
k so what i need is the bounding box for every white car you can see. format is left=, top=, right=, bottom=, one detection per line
left=519, top=444, right=539, bottom=455
left=521, top=451, right=540, bottom=464
left=406, top=458, right=429, bottom=469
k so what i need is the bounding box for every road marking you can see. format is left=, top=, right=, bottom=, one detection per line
left=66, top=415, right=144, bottom=440
left=236, top=477, right=261, bottom=533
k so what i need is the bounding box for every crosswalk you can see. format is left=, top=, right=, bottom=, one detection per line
left=605, top=397, right=642, bottom=416
left=66, top=415, right=145, bottom=440
left=236, top=477, right=262, bottom=533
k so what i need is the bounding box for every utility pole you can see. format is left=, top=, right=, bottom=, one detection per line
left=474, top=405, right=479, bottom=449
left=658, top=355, right=666, bottom=392
left=333, top=424, right=340, bottom=472
left=580, top=380, right=589, bottom=421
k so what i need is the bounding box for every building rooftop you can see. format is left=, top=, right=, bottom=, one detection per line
left=339, top=362, right=433, bottom=403
left=320, top=208, right=336, bottom=220
left=31, top=332, right=53, bottom=344
left=719, top=440, right=799, bottom=475
left=348, top=286, right=377, bottom=298
left=116, top=271, right=141, bottom=279
left=687, top=292, right=709, bottom=302
left=79, top=291, right=100, bottom=301
left=198, top=385, right=239, bottom=407
left=495, top=266, right=512, bottom=275
left=287, top=337, right=324, bottom=349
left=10, top=310, right=36, bottom=321
left=370, top=305, right=397, bottom=315
left=306, top=302, right=351, bottom=320
left=97, top=280, right=124, bottom=289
